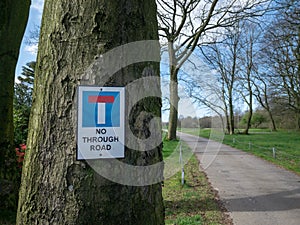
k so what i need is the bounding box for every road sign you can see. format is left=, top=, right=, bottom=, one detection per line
left=77, top=86, right=125, bottom=159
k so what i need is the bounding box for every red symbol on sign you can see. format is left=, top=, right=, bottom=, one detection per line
left=88, top=96, right=115, bottom=103
left=88, top=96, right=115, bottom=124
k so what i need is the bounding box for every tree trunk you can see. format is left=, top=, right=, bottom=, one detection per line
left=168, top=66, right=179, bottom=140
left=297, top=112, right=300, bottom=130
left=228, top=95, right=235, bottom=135
left=243, top=84, right=253, bottom=135
left=0, top=0, right=30, bottom=210
left=244, top=109, right=252, bottom=135
left=17, top=1, right=164, bottom=224
left=296, top=97, right=300, bottom=130
left=224, top=102, right=230, bottom=134
left=167, top=42, right=179, bottom=140
left=268, top=110, right=277, bottom=131
left=263, top=86, right=277, bottom=131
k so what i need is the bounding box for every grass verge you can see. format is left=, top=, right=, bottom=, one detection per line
left=163, top=140, right=231, bottom=225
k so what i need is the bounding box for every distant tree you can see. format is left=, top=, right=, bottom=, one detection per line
left=14, top=62, right=35, bottom=144
left=237, top=21, right=262, bottom=134
left=200, top=23, right=243, bottom=135
left=0, top=0, right=30, bottom=210
left=180, top=116, right=199, bottom=128
left=186, top=78, right=227, bottom=132
left=241, top=111, right=268, bottom=128
left=18, top=61, right=35, bottom=86
left=253, top=74, right=277, bottom=131
left=199, top=116, right=212, bottom=128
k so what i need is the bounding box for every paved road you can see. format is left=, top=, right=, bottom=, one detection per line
left=178, top=132, right=300, bottom=225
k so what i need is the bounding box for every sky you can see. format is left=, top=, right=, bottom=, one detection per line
left=16, top=0, right=44, bottom=77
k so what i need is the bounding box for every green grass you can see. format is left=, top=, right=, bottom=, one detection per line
left=224, top=130, right=300, bottom=174
left=163, top=139, right=181, bottom=158
left=163, top=140, right=231, bottom=225
left=178, top=128, right=211, bottom=138
left=179, top=128, right=300, bottom=174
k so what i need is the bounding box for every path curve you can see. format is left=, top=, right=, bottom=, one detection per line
left=178, top=132, right=300, bottom=225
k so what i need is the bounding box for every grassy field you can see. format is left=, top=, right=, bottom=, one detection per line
left=179, top=128, right=300, bottom=174
left=162, top=139, right=231, bottom=225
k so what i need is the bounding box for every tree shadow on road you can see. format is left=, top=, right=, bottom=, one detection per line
left=224, top=187, right=300, bottom=212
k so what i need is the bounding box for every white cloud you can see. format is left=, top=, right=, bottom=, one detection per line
left=24, top=44, right=38, bottom=55
left=15, top=76, right=21, bottom=84
left=31, top=0, right=44, bottom=14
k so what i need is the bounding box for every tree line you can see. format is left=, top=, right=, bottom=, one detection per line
left=174, top=109, right=297, bottom=130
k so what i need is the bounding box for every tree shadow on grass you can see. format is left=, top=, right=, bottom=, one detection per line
left=164, top=197, right=221, bottom=216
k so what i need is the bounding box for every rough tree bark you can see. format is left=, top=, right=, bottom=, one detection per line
left=17, top=1, right=164, bottom=224
left=0, top=0, right=30, bottom=210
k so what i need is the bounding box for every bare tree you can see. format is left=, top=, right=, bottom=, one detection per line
left=236, top=21, right=263, bottom=134
left=157, top=0, right=271, bottom=139
left=199, top=23, right=243, bottom=134
left=253, top=74, right=277, bottom=131
left=185, top=71, right=227, bottom=132
left=261, top=0, right=300, bottom=128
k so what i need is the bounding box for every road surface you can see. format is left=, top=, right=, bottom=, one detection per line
left=178, top=132, right=300, bottom=225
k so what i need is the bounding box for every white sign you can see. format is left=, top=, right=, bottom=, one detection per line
left=77, top=86, right=125, bottom=159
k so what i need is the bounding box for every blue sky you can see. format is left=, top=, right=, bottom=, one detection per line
left=16, top=0, right=44, bottom=78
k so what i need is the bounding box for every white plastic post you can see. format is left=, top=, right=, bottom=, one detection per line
left=179, top=143, right=184, bottom=185
left=272, top=147, right=276, bottom=158
left=181, top=167, right=185, bottom=185
left=179, top=142, right=182, bottom=164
